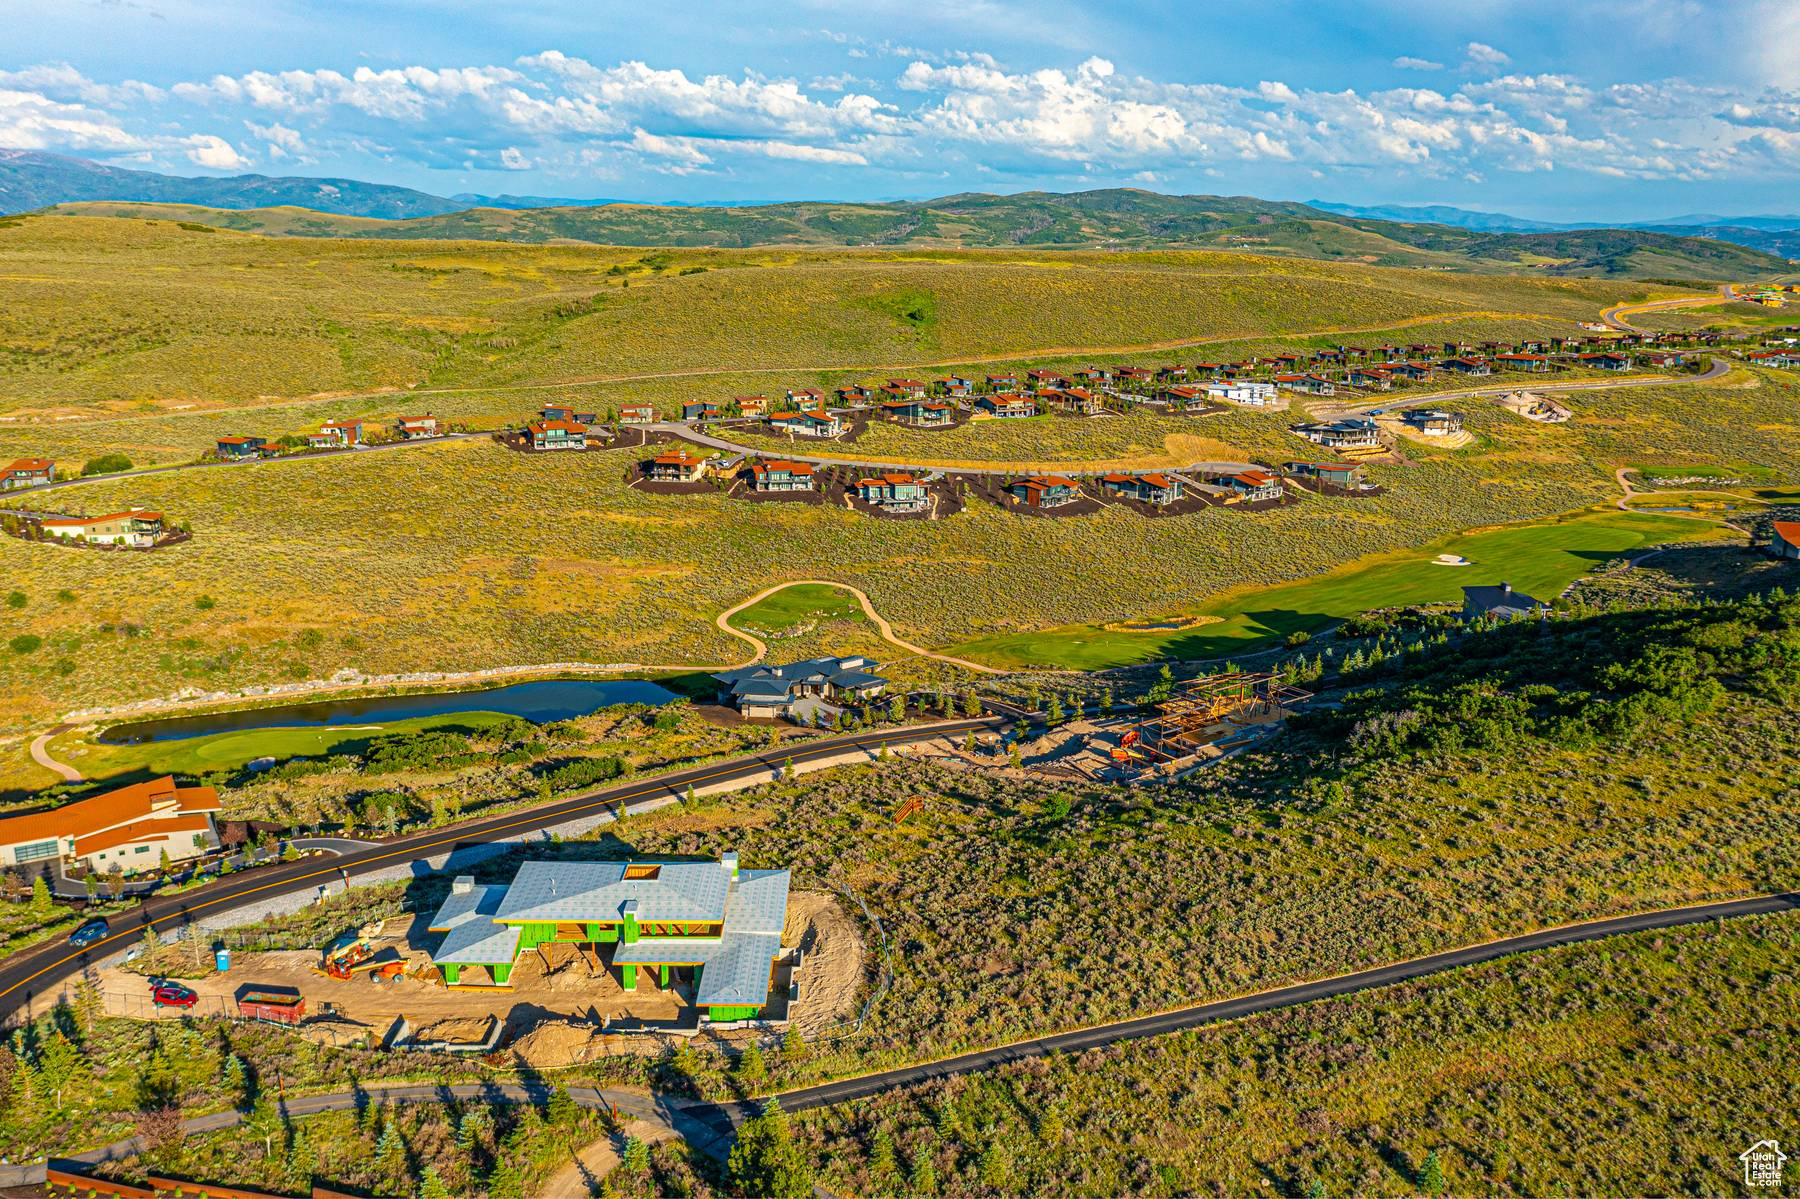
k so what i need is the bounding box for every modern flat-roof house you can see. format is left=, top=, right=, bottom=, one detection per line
left=1770, top=520, right=1800, bottom=560
left=1495, top=353, right=1551, bottom=373
left=769, top=408, right=843, bottom=437
left=1220, top=469, right=1283, bottom=503
left=1578, top=352, right=1632, bottom=371
left=1439, top=357, right=1492, bottom=376
left=1293, top=418, right=1381, bottom=450
left=1, top=457, right=55, bottom=490
left=308, top=419, right=364, bottom=448
left=0, top=776, right=221, bottom=873
left=1348, top=366, right=1394, bottom=390
left=646, top=450, right=709, bottom=482
left=682, top=402, right=723, bottom=421
left=39, top=508, right=166, bottom=547
left=1463, top=582, right=1546, bottom=621
left=428, top=852, right=791, bottom=1022
left=855, top=472, right=928, bottom=513
left=215, top=436, right=267, bottom=460
left=1099, top=472, right=1183, bottom=506
left=1027, top=369, right=1068, bottom=388
left=541, top=404, right=598, bottom=424
left=1044, top=387, right=1103, bottom=415
left=881, top=400, right=954, bottom=427
left=974, top=394, right=1036, bottom=419
left=748, top=459, right=816, bottom=492
left=1205, top=380, right=1279, bottom=406
left=1285, top=461, right=1366, bottom=489
left=714, top=656, right=888, bottom=720
left=1403, top=408, right=1464, bottom=436
left=1004, top=475, right=1080, bottom=508
left=526, top=419, right=588, bottom=450
left=394, top=415, right=441, bottom=440
left=619, top=404, right=657, bottom=425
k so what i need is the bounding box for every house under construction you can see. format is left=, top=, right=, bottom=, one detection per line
left=1122, top=671, right=1312, bottom=774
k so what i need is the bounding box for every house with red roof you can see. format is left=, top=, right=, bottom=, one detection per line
left=2, top=457, right=56, bottom=490
left=307, top=418, right=364, bottom=448
left=1044, top=387, right=1103, bottom=415
left=0, top=776, right=221, bottom=874
left=855, top=472, right=928, bottom=513
left=882, top=399, right=953, bottom=427
left=526, top=419, right=588, bottom=450
left=1275, top=373, right=1336, bottom=396
left=1771, top=520, right=1800, bottom=560
left=1219, top=469, right=1284, bottom=503
left=620, top=404, right=657, bottom=425
left=974, top=394, right=1037, bottom=419
left=1099, top=472, right=1183, bottom=506
left=645, top=450, right=710, bottom=482
left=39, top=508, right=166, bottom=547
left=748, top=460, right=816, bottom=492
left=769, top=408, right=843, bottom=437
left=1004, top=475, right=1081, bottom=508
left=215, top=436, right=268, bottom=460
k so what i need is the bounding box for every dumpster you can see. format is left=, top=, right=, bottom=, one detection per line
left=237, top=987, right=306, bottom=1025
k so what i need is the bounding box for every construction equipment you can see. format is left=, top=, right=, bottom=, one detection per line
left=316, top=920, right=385, bottom=980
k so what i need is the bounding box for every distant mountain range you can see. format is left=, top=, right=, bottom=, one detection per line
left=3, top=149, right=1794, bottom=282
left=1308, top=199, right=1800, bottom=259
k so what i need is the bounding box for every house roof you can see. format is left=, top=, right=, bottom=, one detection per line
left=750, top=459, right=814, bottom=476
left=1232, top=470, right=1277, bottom=486
left=1014, top=475, right=1076, bottom=490
left=858, top=472, right=919, bottom=488
left=652, top=451, right=705, bottom=467
left=495, top=859, right=732, bottom=926
left=216, top=436, right=260, bottom=445
left=714, top=655, right=881, bottom=697
left=428, top=883, right=522, bottom=966
left=1772, top=520, right=1800, bottom=545
left=41, top=509, right=163, bottom=528
left=320, top=419, right=362, bottom=430
left=611, top=868, right=790, bottom=1007
left=0, top=776, right=220, bottom=850
left=1463, top=583, right=1546, bottom=614
left=528, top=419, right=587, bottom=434
left=74, top=812, right=214, bottom=858
left=4, top=457, right=53, bottom=473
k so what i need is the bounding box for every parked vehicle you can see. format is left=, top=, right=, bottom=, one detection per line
left=151, top=982, right=197, bottom=1009
left=68, top=917, right=110, bottom=948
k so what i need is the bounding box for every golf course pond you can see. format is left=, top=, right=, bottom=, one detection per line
left=99, top=678, right=679, bottom=744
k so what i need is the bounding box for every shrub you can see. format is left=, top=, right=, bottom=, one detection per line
left=10, top=634, right=42, bottom=654
left=5, top=591, right=24, bottom=609
left=82, top=453, right=133, bottom=476
left=194, top=595, right=216, bottom=610
left=537, top=755, right=627, bottom=792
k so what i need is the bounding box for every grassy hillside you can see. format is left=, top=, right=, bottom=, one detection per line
left=793, top=912, right=1800, bottom=1198
left=0, top=214, right=1642, bottom=420
left=33, top=187, right=1791, bottom=280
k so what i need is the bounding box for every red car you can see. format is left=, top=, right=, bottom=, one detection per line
left=151, top=983, right=198, bottom=1009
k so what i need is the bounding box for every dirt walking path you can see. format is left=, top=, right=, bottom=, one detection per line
left=717, top=579, right=1004, bottom=674
left=1612, top=467, right=1743, bottom=521
left=535, top=1118, right=676, bottom=1199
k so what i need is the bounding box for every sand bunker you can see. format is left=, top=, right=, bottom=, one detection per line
left=1431, top=554, right=1473, bottom=566
left=1103, top=614, right=1222, bottom=633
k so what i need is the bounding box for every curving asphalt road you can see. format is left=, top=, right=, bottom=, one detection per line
left=1319, top=355, right=1731, bottom=419
left=0, top=716, right=1001, bottom=1022
left=1600, top=284, right=1735, bottom=332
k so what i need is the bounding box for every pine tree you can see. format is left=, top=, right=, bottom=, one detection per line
left=417, top=1167, right=452, bottom=1199
left=728, top=1100, right=813, bottom=1199
left=1418, top=1150, right=1445, bottom=1196
left=736, top=1040, right=766, bottom=1085
left=1007, top=742, right=1022, bottom=769
left=962, top=691, right=982, bottom=717
left=889, top=694, right=906, bottom=722
left=979, top=1142, right=1013, bottom=1190
left=546, top=1084, right=579, bottom=1127
left=36, top=1030, right=91, bottom=1111
left=782, top=1025, right=806, bottom=1062
left=907, top=1153, right=938, bottom=1196
left=247, top=1090, right=286, bottom=1159
left=30, top=875, right=51, bottom=915
left=870, top=1130, right=898, bottom=1182
left=1045, top=694, right=1064, bottom=724
left=623, top=1136, right=650, bottom=1174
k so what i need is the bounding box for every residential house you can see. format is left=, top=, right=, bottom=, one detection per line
left=619, top=404, right=657, bottom=425
left=748, top=459, right=816, bottom=492
left=1347, top=366, right=1394, bottom=390
left=39, top=508, right=165, bottom=547
left=835, top=385, right=875, bottom=404
left=1643, top=352, right=1688, bottom=369
left=1494, top=353, right=1551, bottom=373
left=1315, top=348, right=1345, bottom=366
left=1204, top=380, right=1279, bottom=406
left=0, top=775, right=221, bottom=874
left=1073, top=366, right=1113, bottom=384
left=645, top=450, right=709, bottom=482
left=1269, top=354, right=1303, bottom=372
left=1745, top=350, right=1800, bottom=369
left=1579, top=352, right=1632, bottom=371
left=0, top=457, right=54, bottom=490
left=785, top=387, right=829, bottom=407
left=215, top=436, right=268, bottom=460
left=974, top=394, right=1037, bottom=419
left=881, top=400, right=953, bottom=427
left=1285, top=461, right=1366, bottom=489
left=1293, top=418, right=1381, bottom=450
left=1220, top=469, right=1283, bottom=503
left=394, top=415, right=441, bottom=440
left=681, top=402, right=723, bottom=422
left=540, top=404, right=597, bottom=424
left=733, top=396, right=769, bottom=418
left=941, top=378, right=973, bottom=399
left=714, top=656, right=888, bottom=720
left=1462, top=582, right=1546, bottom=621
left=1403, top=408, right=1464, bottom=436
left=1027, top=369, right=1068, bottom=388
left=1004, top=475, right=1081, bottom=508
left=885, top=379, right=928, bottom=399
left=308, top=419, right=364, bottom=448
left=1389, top=361, right=1435, bottom=381
left=1045, top=387, right=1103, bottom=415
left=768, top=408, right=843, bottom=437
left=1113, top=366, right=1154, bottom=387
left=1439, top=357, right=1492, bottom=376
left=1443, top=341, right=1475, bottom=356
left=428, top=852, right=791, bottom=1022
left=855, top=472, right=929, bottom=513
left=526, top=419, right=588, bottom=450
left=984, top=373, right=1018, bottom=390
left=1275, top=373, right=1336, bottom=396
left=1770, top=520, right=1800, bottom=560
left=1099, top=472, right=1183, bottom=506
left=1156, top=364, right=1190, bottom=382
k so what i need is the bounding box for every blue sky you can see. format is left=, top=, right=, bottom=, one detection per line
left=1, top=0, right=1797, bottom=220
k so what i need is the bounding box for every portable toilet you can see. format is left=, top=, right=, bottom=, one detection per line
left=215, top=946, right=231, bottom=973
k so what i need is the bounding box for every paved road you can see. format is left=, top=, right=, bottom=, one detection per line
left=1, top=431, right=490, bottom=502
left=0, top=716, right=1000, bottom=1021
left=658, top=422, right=1261, bottom=478
left=1600, top=284, right=1735, bottom=331
left=740, top=890, right=1800, bottom=1117
left=28, top=723, right=81, bottom=782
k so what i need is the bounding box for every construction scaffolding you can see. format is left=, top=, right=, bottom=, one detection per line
left=1137, top=671, right=1312, bottom=757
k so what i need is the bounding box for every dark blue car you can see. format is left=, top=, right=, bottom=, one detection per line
left=68, top=917, right=110, bottom=949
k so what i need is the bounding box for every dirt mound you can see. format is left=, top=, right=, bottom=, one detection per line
left=412, top=1015, right=496, bottom=1045
left=785, top=891, right=865, bottom=1036
left=506, top=1019, right=612, bottom=1067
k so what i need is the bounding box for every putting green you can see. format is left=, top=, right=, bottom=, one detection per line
left=950, top=508, right=1727, bottom=670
